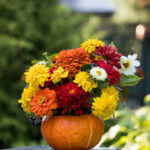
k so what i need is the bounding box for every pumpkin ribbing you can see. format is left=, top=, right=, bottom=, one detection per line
left=41, top=114, right=104, bottom=150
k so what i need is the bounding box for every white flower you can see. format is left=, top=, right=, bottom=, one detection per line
left=90, top=67, right=107, bottom=81
left=120, top=54, right=140, bottom=75
left=37, top=61, right=46, bottom=65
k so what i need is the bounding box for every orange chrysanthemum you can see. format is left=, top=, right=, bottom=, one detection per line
left=30, top=88, right=57, bottom=117
left=55, top=48, right=91, bottom=78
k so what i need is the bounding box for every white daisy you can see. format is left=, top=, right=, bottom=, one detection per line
left=120, top=54, right=140, bottom=75
left=90, top=67, right=107, bottom=81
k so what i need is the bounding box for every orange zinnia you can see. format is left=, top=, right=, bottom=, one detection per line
left=55, top=48, right=91, bottom=78
left=30, top=88, right=57, bottom=117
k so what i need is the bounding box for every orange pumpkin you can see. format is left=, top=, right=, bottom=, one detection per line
left=41, top=114, right=104, bottom=150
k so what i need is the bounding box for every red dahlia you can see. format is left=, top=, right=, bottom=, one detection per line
left=94, top=45, right=122, bottom=69
left=96, top=61, right=121, bottom=85
left=57, top=82, right=91, bottom=115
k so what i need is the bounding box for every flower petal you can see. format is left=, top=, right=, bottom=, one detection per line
left=132, top=60, right=140, bottom=67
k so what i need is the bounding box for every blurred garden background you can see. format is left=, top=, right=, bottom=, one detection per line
left=0, top=0, right=150, bottom=149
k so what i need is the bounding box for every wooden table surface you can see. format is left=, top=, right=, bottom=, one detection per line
left=3, top=145, right=121, bottom=150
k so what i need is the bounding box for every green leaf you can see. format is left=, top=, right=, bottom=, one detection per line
left=43, top=52, right=48, bottom=56
left=81, top=64, right=91, bottom=71
left=48, top=53, right=58, bottom=60
left=110, top=42, right=115, bottom=47
left=31, top=59, right=38, bottom=64
left=118, top=74, right=141, bottom=87
left=98, top=81, right=108, bottom=89
left=52, top=79, right=60, bottom=84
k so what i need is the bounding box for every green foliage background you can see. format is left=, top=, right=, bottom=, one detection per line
left=0, top=0, right=102, bottom=148
left=101, top=106, right=150, bottom=150
left=0, top=0, right=149, bottom=148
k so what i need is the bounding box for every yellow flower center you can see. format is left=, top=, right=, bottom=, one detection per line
left=38, top=96, right=45, bottom=104
left=96, top=70, right=102, bottom=76
left=95, top=56, right=104, bottom=61
left=69, top=90, right=75, bottom=94
left=123, top=60, right=130, bottom=69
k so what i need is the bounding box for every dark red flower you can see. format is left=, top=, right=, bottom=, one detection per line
left=95, top=45, right=123, bottom=69
left=96, top=61, right=121, bottom=85
left=46, top=67, right=56, bottom=88
left=57, top=82, right=91, bottom=115
left=49, top=67, right=56, bottom=75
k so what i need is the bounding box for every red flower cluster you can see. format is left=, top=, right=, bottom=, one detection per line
left=57, top=82, right=91, bottom=115
left=95, top=45, right=122, bottom=69
left=96, top=61, right=121, bottom=85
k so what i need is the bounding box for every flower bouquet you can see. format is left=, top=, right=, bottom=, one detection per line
left=18, top=39, right=142, bottom=150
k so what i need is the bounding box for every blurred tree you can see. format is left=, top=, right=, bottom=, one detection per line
left=0, top=0, right=100, bottom=148
left=113, top=0, right=150, bottom=24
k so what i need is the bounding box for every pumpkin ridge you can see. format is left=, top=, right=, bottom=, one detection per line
left=67, top=120, right=71, bottom=150
left=48, top=117, right=55, bottom=148
left=41, top=114, right=104, bottom=150
left=86, top=116, right=92, bottom=149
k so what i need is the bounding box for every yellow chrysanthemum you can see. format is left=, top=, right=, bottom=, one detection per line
left=24, top=64, right=50, bottom=88
left=81, top=39, right=105, bottom=54
left=92, top=86, right=119, bottom=120
left=73, top=72, right=97, bottom=92
left=51, top=66, right=68, bottom=83
left=18, top=86, right=39, bottom=113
